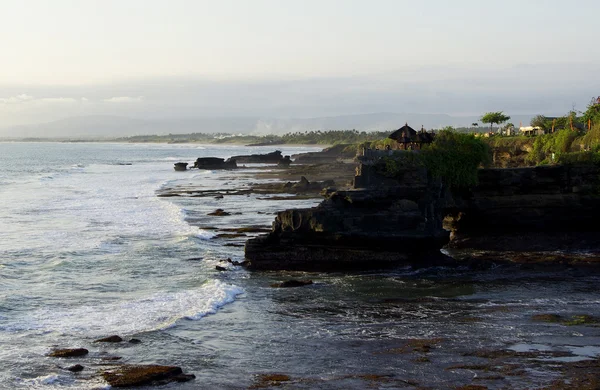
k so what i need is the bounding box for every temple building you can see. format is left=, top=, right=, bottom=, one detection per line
left=388, top=123, right=435, bottom=150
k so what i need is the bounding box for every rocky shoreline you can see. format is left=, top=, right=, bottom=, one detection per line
left=244, top=152, right=600, bottom=271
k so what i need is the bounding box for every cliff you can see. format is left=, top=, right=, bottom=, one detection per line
left=245, top=160, right=600, bottom=271
left=446, top=165, right=600, bottom=256
left=245, top=166, right=452, bottom=271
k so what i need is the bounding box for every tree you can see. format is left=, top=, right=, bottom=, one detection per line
left=530, top=115, right=548, bottom=130
left=481, top=112, right=511, bottom=132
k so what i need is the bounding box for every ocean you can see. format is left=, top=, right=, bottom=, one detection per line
left=1, top=142, right=600, bottom=389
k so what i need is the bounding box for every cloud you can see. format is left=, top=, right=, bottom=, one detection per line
left=103, top=96, right=144, bottom=103
left=0, top=94, right=87, bottom=105
left=39, top=97, right=78, bottom=103
left=0, top=94, right=34, bottom=104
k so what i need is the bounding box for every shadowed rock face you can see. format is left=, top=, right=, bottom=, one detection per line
left=446, top=165, right=600, bottom=254
left=193, top=157, right=237, bottom=170
left=246, top=163, right=600, bottom=271
left=230, top=150, right=284, bottom=164
left=245, top=166, right=452, bottom=272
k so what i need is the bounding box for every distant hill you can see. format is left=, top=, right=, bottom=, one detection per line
left=0, top=113, right=535, bottom=139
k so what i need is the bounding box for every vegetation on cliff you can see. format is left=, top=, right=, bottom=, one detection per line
left=376, top=131, right=491, bottom=188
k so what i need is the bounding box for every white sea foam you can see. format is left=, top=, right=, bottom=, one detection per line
left=13, top=280, right=244, bottom=336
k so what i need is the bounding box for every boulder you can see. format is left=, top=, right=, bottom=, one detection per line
left=102, top=365, right=194, bottom=387
left=173, top=162, right=188, bottom=171
left=208, top=209, right=231, bottom=216
left=95, top=335, right=123, bottom=343
left=278, top=155, right=292, bottom=167
left=66, top=364, right=84, bottom=372
left=270, top=280, right=313, bottom=288
left=48, top=348, right=89, bottom=358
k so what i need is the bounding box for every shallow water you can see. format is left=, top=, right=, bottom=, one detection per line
left=1, top=142, right=600, bottom=389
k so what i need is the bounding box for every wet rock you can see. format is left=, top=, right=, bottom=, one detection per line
left=207, top=209, right=230, bottom=216
left=251, top=374, right=291, bottom=388
left=193, top=157, right=237, bottom=170
left=128, top=339, right=142, bottom=344
left=102, top=364, right=194, bottom=387
left=531, top=313, right=563, bottom=323
left=66, top=364, right=84, bottom=372
left=48, top=348, right=89, bottom=358
left=216, top=233, right=246, bottom=239
left=214, top=194, right=224, bottom=199
left=173, top=162, right=188, bottom=171
left=270, top=280, right=313, bottom=288
left=95, top=335, right=123, bottom=343
left=215, top=266, right=227, bottom=271
left=230, top=150, right=283, bottom=164
left=278, top=156, right=292, bottom=167
left=102, top=356, right=123, bottom=361
left=221, top=226, right=272, bottom=233
left=227, top=259, right=251, bottom=267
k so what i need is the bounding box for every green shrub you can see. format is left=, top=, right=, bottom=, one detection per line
left=556, top=151, right=600, bottom=165
left=375, top=130, right=491, bottom=189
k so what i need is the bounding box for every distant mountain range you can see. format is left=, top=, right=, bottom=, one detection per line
left=0, top=113, right=536, bottom=139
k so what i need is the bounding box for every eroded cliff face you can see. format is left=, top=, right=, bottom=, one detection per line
left=245, top=163, right=600, bottom=271
left=245, top=167, right=452, bottom=271
left=446, top=165, right=600, bottom=257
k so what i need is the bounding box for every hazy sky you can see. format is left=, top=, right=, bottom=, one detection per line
left=1, top=0, right=599, bottom=127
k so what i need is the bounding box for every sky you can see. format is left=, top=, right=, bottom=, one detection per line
left=1, top=0, right=599, bottom=129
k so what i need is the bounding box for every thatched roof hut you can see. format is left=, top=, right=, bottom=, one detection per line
left=388, top=123, right=417, bottom=143
left=388, top=123, right=434, bottom=150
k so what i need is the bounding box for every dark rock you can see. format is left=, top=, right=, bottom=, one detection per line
left=247, top=162, right=600, bottom=272
left=446, top=165, right=600, bottom=255
left=207, top=209, right=230, bottom=216
left=292, top=144, right=355, bottom=164
left=95, top=335, right=123, bottom=343
left=278, top=155, right=292, bottom=167
left=173, top=162, right=188, bottom=171
left=102, top=365, right=193, bottom=388
left=215, top=266, right=227, bottom=271
left=48, top=348, right=89, bottom=358
left=193, top=157, right=237, bottom=170
left=227, top=258, right=250, bottom=266
left=230, top=150, right=283, bottom=164
left=66, top=364, right=84, bottom=372
left=271, top=280, right=313, bottom=288
left=129, top=339, right=142, bottom=344
left=173, top=373, right=196, bottom=382
left=102, top=356, right=122, bottom=361
left=214, top=194, right=224, bottom=199
left=245, top=176, right=451, bottom=272
left=216, top=233, right=246, bottom=239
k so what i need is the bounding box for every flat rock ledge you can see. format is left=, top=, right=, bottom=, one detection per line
left=102, top=364, right=195, bottom=387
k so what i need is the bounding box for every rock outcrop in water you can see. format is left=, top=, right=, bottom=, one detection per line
left=246, top=161, right=600, bottom=271
left=102, top=364, right=195, bottom=387
left=245, top=165, right=452, bottom=271
left=230, top=150, right=287, bottom=164
left=193, top=157, right=237, bottom=170
left=173, top=162, right=188, bottom=171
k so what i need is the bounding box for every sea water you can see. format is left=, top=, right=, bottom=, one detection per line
left=0, top=142, right=319, bottom=388
left=2, top=142, right=600, bottom=389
